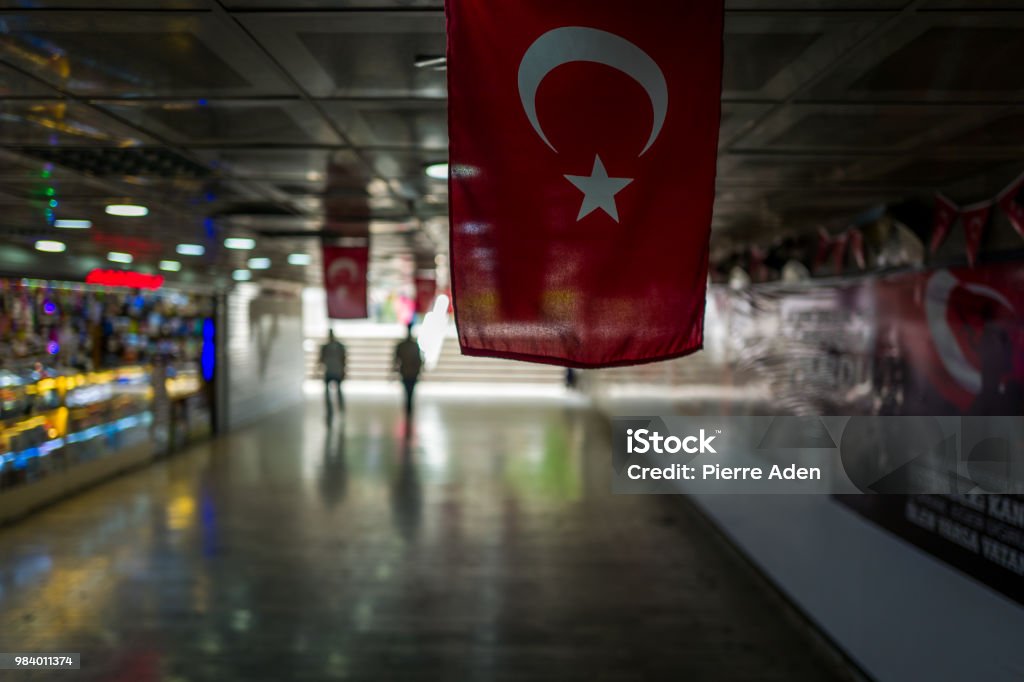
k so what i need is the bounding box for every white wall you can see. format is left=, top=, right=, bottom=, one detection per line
left=225, top=282, right=305, bottom=429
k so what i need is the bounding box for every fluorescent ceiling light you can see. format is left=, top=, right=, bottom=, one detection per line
left=107, top=251, right=133, bottom=264
left=232, top=269, right=252, bottom=281
left=424, top=163, right=448, bottom=179
left=224, top=237, right=255, bottom=250
left=176, top=243, right=205, bottom=256
left=35, top=240, right=66, bottom=253
left=288, top=253, right=311, bottom=266
left=159, top=260, right=181, bottom=272
left=105, top=204, right=148, bottom=217
left=248, top=257, right=271, bottom=270
left=54, top=219, right=92, bottom=229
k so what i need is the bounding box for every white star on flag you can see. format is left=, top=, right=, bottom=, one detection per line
left=564, top=155, right=633, bottom=222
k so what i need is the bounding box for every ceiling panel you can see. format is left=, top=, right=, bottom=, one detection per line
left=732, top=103, right=993, bottom=152
left=240, top=11, right=446, bottom=98
left=96, top=100, right=341, bottom=146
left=0, top=99, right=150, bottom=147
left=722, top=13, right=885, bottom=100
left=809, top=14, right=1024, bottom=101
left=320, top=99, right=446, bottom=150
left=0, top=12, right=292, bottom=97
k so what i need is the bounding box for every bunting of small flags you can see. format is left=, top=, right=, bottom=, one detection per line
left=929, top=170, right=1024, bottom=267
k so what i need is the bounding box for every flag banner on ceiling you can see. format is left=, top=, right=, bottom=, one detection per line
left=446, top=0, right=724, bottom=368
left=849, top=228, right=866, bottom=270
left=961, top=201, right=992, bottom=268
left=997, top=170, right=1024, bottom=240
left=322, top=244, right=369, bottom=319
left=813, top=228, right=833, bottom=273
left=929, top=193, right=960, bottom=255
left=832, top=231, right=850, bottom=274
left=415, top=276, right=437, bottom=314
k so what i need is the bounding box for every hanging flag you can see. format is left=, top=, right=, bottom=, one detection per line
left=848, top=229, right=866, bottom=270
left=322, top=244, right=368, bottom=319
left=446, top=0, right=724, bottom=367
left=961, top=201, right=992, bottom=268
left=929, top=193, right=960, bottom=255
left=415, top=275, right=437, bottom=314
left=832, top=231, right=850, bottom=274
left=997, top=171, right=1024, bottom=240
left=812, top=227, right=833, bottom=274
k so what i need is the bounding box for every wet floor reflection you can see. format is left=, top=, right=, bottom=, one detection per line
left=0, top=397, right=850, bottom=681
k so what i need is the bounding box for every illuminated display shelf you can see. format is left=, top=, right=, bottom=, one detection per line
left=0, top=366, right=153, bottom=474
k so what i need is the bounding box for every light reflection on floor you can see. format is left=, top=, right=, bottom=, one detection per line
left=0, top=396, right=851, bottom=681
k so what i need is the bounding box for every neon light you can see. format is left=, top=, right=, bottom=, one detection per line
left=85, top=269, right=164, bottom=290
left=201, top=318, right=216, bottom=382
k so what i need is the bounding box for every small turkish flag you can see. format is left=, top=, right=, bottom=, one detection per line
left=447, top=0, right=723, bottom=367
left=929, top=193, right=960, bottom=255
left=322, top=244, right=368, bottom=319
left=961, top=201, right=992, bottom=268
left=997, top=171, right=1024, bottom=240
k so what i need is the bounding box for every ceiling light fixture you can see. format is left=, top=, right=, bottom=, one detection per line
left=107, top=251, right=133, bottom=264
left=248, top=257, right=271, bottom=270
left=54, top=219, right=92, bottom=229
left=224, top=237, right=255, bottom=250
left=176, top=243, right=205, bottom=256
left=35, top=240, right=66, bottom=253
left=159, top=260, right=182, bottom=272
left=414, top=55, right=447, bottom=71
left=232, top=269, right=252, bottom=281
left=105, top=204, right=149, bottom=217
left=288, top=253, right=311, bottom=266
left=424, top=163, right=448, bottom=179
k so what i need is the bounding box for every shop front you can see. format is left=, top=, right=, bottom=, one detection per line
left=0, top=277, right=217, bottom=523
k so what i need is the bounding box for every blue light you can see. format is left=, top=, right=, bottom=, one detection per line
left=42, top=300, right=56, bottom=315
left=46, top=341, right=59, bottom=355
left=201, top=317, right=216, bottom=382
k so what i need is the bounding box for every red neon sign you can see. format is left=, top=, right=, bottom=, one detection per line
left=86, top=269, right=164, bottom=290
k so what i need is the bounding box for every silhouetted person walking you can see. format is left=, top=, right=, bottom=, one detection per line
left=320, top=330, right=347, bottom=420
left=394, top=323, right=423, bottom=417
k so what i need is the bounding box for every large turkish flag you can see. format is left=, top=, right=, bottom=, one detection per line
left=446, top=0, right=723, bottom=367
left=322, top=244, right=369, bottom=319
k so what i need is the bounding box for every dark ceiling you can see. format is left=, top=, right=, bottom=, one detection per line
left=0, top=1, right=1022, bottom=286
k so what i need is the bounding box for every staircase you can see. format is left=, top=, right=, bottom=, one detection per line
left=305, top=333, right=564, bottom=385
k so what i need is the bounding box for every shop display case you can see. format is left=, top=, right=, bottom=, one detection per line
left=0, top=278, right=217, bottom=523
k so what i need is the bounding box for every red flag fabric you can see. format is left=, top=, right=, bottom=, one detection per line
left=832, top=231, right=850, bottom=274
left=849, top=229, right=866, bottom=270
left=929, top=193, right=960, bottom=254
left=813, top=227, right=833, bottom=274
left=446, top=0, right=724, bottom=368
left=322, top=245, right=368, bottom=319
left=961, top=201, right=992, bottom=268
left=997, top=171, right=1024, bottom=240
left=415, top=276, right=437, bottom=314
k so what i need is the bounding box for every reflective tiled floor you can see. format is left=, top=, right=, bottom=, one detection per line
left=0, top=397, right=853, bottom=681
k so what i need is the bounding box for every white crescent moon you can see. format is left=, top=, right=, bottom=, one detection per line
left=518, top=26, right=668, bottom=156
left=925, top=270, right=1014, bottom=395
left=326, top=257, right=359, bottom=284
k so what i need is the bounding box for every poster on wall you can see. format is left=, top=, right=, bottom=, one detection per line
left=720, top=260, right=1024, bottom=605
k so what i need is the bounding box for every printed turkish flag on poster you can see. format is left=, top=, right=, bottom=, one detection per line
left=446, top=0, right=724, bottom=367
left=322, top=244, right=368, bottom=319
